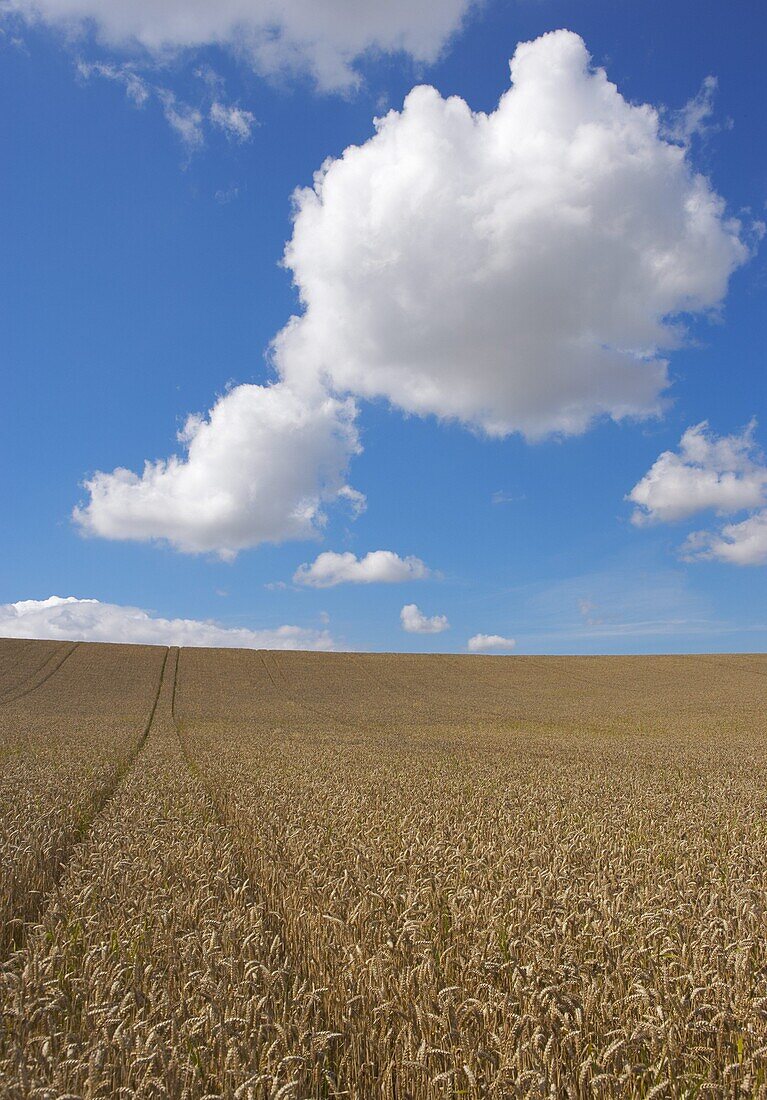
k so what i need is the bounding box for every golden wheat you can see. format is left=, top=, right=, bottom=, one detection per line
left=0, top=642, right=164, bottom=957
left=1, top=640, right=766, bottom=1098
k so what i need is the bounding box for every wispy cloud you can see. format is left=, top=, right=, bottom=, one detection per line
left=76, top=60, right=150, bottom=106
left=491, top=490, right=524, bottom=505
left=214, top=186, right=241, bottom=204
left=76, top=60, right=257, bottom=156
left=157, top=89, right=204, bottom=152
left=209, top=101, right=257, bottom=142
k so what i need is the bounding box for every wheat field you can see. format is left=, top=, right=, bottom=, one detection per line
left=1, top=639, right=766, bottom=1098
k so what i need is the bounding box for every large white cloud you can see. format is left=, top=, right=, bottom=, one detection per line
left=2, top=0, right=472, bottom=90
left=274, top=30, right=749, bottom=438
left=400, top=603, right=449, bottom=634
left=73, top=382, right=361, bottom=559
left=72, top=29, right=754, bottom=561
left=628, top=421, right=767, bottom=525
left=294, top=549, right=431, bottom=587
left=0, top=596, right=335, bottom=649
left=629, top=421, right=767, bottom=566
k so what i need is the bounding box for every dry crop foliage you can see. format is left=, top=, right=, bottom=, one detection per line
left=0, top=642, right=164, bottom=958
left=1, top=640, right=767, bottom=1099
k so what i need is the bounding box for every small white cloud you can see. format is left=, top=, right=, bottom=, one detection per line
left=683, top=512, right=767, bottom=567
left=628, top=420, right=767, bottom=525
left=467, top=633, right=515, bottom=652
left=629, top=421, right=767, bottom=521
left=295, top=550, right=431, bottom=588
left=629, top=420, right=767, bottom=567
left=0, top=596, right=335, bottom=649
left=336, top=484, right=367, bottom=516
left=73, top=381, right=361, bottom=559
left=209, top=100, right=257, bottom=142
left=400, top=603, right=449, bottom=634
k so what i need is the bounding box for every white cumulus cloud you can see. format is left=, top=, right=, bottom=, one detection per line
left=274, top=30, right=749, bottom=438
left=629, top=420, right=767, bottom=566
left=3, top=0, right=473, bottom=90
left=294, top=549, right=431, bottom=587
left=72, top=30, right=754, bottom=561
left=400, top=603, right=449, bottom=634
left=628, top=421, right=767, bottom=525
left=0, top=596, right=335, bottom=649
left=682, top=512, right=767, bottom=567
left=467, top=633, right=516, bottom=652
left=73, top=381, right=361, bottom=559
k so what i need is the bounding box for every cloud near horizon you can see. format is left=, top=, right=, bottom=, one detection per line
left=74, top=382, right=362, bottom=559
left=467, top=633, right=516, bottom=652
left=629, top=421, right=767, bottom=565
left=400, top=603, right=449, bottom=634
left=2, top=0, right=474, bottom=91
left=0, top=596, right=335, bottom=649
left=294, top=550, right=431, bottom=587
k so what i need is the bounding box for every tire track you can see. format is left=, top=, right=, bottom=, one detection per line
left=0, top=642, right=80, bottom=708
left=171, top=659, right=348, bottom=1072
left=0, top=642, right=67, bottom=700
left=351, top=651, right=403, bottom=697
left=261, top=649, right=361, bottom=731
left=3, top=645, right=340, bottom=1098
left=2, top=647, right=171, bottom=958
left=711, top=656, right=767, bottom=684
left=257, top=648, right=280, bottom=690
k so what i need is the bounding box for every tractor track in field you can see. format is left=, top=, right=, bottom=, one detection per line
left=2, top=647, right=172, bottom=959
left=171, top=649, right=345, bottom=1050
left=0, top=642, right=70, bottom=700
left=0, top=642, right=80, bottom=708
left=710, top=656, right=767, bottom=683
left=265, top=651, right=363, bottom=730
left=258, top=649, right=361, bottom=731
left=349, top=651, right=408, bottom=698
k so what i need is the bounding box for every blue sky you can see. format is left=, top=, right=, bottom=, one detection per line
left=1, top=0, right=766, bottom=653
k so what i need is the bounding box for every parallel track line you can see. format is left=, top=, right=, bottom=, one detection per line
left=0, top=642, right=80, bottom=708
